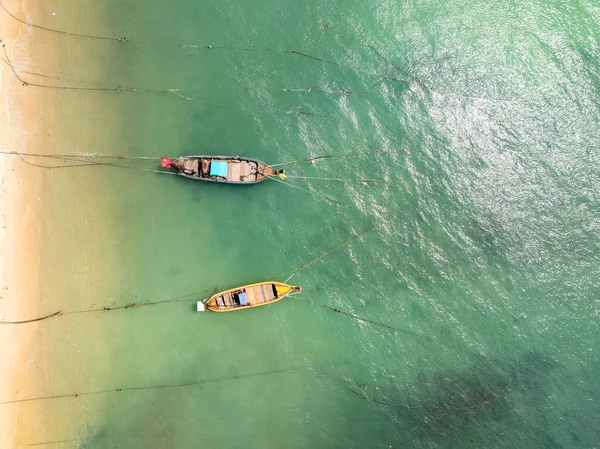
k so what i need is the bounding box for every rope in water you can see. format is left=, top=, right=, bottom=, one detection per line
left=1, top=43, right=330, bottom=119
left=319, top=25, right=535, bottom=104
left=341, top=357, right=486, bottom=392
left=0, top=148, right=170, bottom=172
left=269, top=151, right=392, bottom=168
left=0, top=366, right=295, bottom=406
left=266, top=175, right=356, bottom=208
left=346, top=386, right=497, bottom=413
left=281, top=226, right=374, bottom=284
left=291, top=295, right=421, bottom=336
left=0, top=287, right=211, bottom=325
left=0, top=56, right=64, bottom=80
left=282, top=87, right=382, bottom=95
left=0, top=149, right=159, bottom=159
left=0, top=2, right=532, bottom=104
left=320, top=25, right=410, bottom=76
left=0, top=0, right=121, bottom=43
left=60, top=288, right=211, bottom=316
left=25, top=438, right=81, bottom=447
left=16, top=154, right=178, bottom=175
left=1, top=42, right=167, bottom=93
left=0, top=311, right=62, bottom=324
left=285, top=175, right=395, bottom=184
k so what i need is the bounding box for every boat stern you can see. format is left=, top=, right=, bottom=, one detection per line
left=196, top=301, right=206, bottom=312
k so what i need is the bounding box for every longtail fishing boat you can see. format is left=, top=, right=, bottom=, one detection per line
left=197, top=282, right=301, bottom=312
left=160, top=155, right=285, bottom=184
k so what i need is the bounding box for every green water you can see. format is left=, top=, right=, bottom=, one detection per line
left=14, top=0, right=600, bottom=447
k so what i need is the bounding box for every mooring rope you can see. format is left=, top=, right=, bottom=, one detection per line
left=286, top=48, right=410, bottom=84
left=0, top=149, right=166, bottom=171
left=276, top=226, right=374, bottom=286
left=319, top=25, right=534, bottom=104
left=1, top=42, right=332, bottom=119
left=291, top=295, right=421, bottom=336
left=295, top=226, right=373, bottom=274
left=285, top=175, right=395, bottom=184
left=282, top=86, right=380, bottom=95
left=319, top=25, right=409, bottom=78
left=341, top=357, right=486, bottom=392
left=0, top=0, right=122, bottom=43
left=346, top=386, right=497, bottom=413
left=16, top=155, right=128, bottom=170
left=1, top=42, right=171, bottom=93
left=60, top=289, right=206, bottom=317
left=268, top=151, right=391, bottom=167
left=25, top=439, right=80, bottom=447
left=0, top=149, right=159, bottom=160
left=0, top=1, right=533, bottom=106
left=16, top=154, right=178, bottom=175
left=0, top=366, right=295, bottom=406
left=266, top=175, right=356, bottom=208
left=0, top=288, right=212, bottom=325
left=0, top=311, right=62, bottom=325
left=0, top=56, right=64, bottom=80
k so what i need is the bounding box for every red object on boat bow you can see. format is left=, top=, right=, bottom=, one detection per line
left=161, top=157, right=173, bottom=169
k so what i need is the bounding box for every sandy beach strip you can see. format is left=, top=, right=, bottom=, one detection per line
left=0, top=1, right=55, bottom=446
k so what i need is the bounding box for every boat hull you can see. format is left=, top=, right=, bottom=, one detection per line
left=166, top=155, right=279, bottom=184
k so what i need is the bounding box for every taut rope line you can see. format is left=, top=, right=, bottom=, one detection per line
left=269, top=151, right=391, bottom=167
left=278, top=225, right=375, bottom=284
left=0, top=288, right=213, bottom=325
left=0, top=367, right=295, bottom=406
left=266, top=175, right=356, bottom=208
left=0, top=149, right=159, bottom=159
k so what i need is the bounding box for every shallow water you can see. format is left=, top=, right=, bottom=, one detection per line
left=7, top=0, right=599, bottom=447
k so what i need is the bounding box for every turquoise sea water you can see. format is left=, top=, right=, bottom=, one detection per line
left=8, top=0, right=600, bottom=447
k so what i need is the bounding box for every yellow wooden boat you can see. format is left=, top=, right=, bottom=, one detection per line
left=197, top=281, right=301, bottom=312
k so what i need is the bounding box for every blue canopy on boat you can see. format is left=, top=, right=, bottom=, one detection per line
left=210, top=160, right=228, bottom=177
left=239, top=292, right=248, bottom=305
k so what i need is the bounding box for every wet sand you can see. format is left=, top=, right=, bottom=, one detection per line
left=0, top=2, right=57, bottom=446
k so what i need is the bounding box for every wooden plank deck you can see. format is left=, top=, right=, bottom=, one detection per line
left=227, top=160, right=257, bottom=182
left=216, top=292, right=236, bottom=309
left=183, top=158, right=200, bottom=174
left=246, top=287, right=259, bottom=305
left=244, top=284, right=276, bottom=306
left=240, top=162, right=255, bottom=182
left=226, top=161, right=242, bottom=182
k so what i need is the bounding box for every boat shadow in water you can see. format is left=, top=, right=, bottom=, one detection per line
left=345, top=351, right=562, bottom=448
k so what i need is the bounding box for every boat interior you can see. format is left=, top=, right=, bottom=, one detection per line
left=213, top=283, right=280, bottom=310
left=178, top=157, right=268, bottom=183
